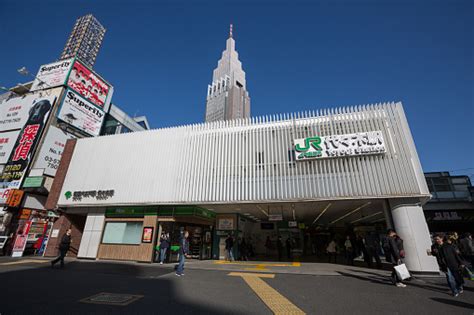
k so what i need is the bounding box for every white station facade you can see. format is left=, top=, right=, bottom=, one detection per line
left=46, top=102, right=438, bottom=273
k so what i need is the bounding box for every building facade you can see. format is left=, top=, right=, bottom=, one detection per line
left=205, top=25, right=251, bottom=122
left=45, top=102, right=438, bottom=273
left=423, top=172, right=474, bottom=233
left=101, top=104, right=149, bottom=135
left=60, top=14, right=106, bottom=68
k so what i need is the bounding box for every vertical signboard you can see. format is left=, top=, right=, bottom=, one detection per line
left=67, top=59, right=110, bottom=110
left=12, top=220, right=32, bottom=258
left=0, top=91, right=58, bottom=203
left=30, top=58, right=74, bottom=91
left=33, top=126, right=75, bottom=177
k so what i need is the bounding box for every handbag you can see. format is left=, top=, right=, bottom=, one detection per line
left=394, top=263, right=411, bottom=280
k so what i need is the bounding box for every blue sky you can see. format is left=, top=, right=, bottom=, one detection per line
left=0, top=0, right=472, bottom=175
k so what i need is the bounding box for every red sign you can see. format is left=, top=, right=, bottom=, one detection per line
left=6, top=189, right=24, bottom=207
left=12, top=124, right=40, bottom=161
left=67, top=60, right=109, bottom=108
left=12, top=220, right=32, bottom=257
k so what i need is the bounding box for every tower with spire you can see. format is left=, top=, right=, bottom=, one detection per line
left=205, top=25, right=251, bottom=122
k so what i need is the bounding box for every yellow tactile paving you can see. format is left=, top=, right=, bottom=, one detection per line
left=215, top=260, right=301, bottom=267
left=0, top=259, right=49, bottom=266
left=229, top=272, right=306, bottom=315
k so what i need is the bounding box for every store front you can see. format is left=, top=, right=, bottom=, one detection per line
left=44, top=102, right=439, bottom=273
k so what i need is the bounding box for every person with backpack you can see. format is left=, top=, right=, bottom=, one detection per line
left=385, top=229, right=406, bottom=287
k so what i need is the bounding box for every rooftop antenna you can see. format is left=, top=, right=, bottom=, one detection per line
left=229, top=23, right=233, bottom=38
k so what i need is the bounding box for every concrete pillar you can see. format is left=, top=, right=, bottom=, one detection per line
left=389, top=199, right=438, bottom=273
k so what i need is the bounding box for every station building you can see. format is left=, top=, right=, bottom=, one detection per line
left=44, top=102, right=439, bottom=274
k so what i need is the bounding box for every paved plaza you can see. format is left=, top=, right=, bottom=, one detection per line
left=0, top=257, right=473, bottom=314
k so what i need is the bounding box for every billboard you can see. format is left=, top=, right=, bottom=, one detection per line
left=33, top=126, right=75, bottom=177
left=0, top=91, right=58, bottom=203
left=0, top=130, right=21, bottom=164
left=67, top=60, right=110, bottom=109
left=57, top=89, right=106, bottom=136
left=0, top=92, right=53, bottom=132
left=30, top=59, right=74, bottom=91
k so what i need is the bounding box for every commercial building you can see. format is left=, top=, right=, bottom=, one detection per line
left=205, top=25, right=251, bottom=122
left=45, top=102, right=438, bottom=274
left=60, top=14, right=106, bottom=68
left=101, top=104, right=149, bottom=135
left=423, top=172, right=474, bottom=233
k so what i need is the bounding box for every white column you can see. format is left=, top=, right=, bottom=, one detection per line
left=389, top=200, right=438, bottom=273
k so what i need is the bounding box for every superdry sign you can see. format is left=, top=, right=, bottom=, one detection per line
left=57, top=89, right=105, bottom=136
left=30, top=58, right=74, bottom=91
left=294, top=131, right=386, bottom=161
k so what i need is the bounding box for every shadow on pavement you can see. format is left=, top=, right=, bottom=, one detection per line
left=0, top=261, right=244, bottom=315
left=342, top=269, right=454, bottom=295
left=430, top=297, right=474, bottom=310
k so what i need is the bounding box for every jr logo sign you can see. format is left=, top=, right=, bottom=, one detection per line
left=294, top=131, right=386, bottom=161
left=294, top=136, right=323, bottom=159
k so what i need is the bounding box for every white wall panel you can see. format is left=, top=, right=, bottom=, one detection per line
left=58, top=102, right=429, bottom=207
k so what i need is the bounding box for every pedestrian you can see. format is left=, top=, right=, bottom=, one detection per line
left=240, top=238, right=248, bottom=261
left=159, top=232, right=170, bottom=264
left=51, top=228, right=72, bottom=269
left=286, top=237, right=292, bottom=259
left=459, top=233, right=474, bottom=267
left=326, top=239, right=337, bottom=263
left=277, top=236, right=283, bottom=261
left=265, top=236, right=272, bottom=256
left=225, top=234, right=234, bottom=261
left=344, top=235, right=354, bottom=266
left=386, top=229, right=406, bottom=287
left=364, top=232, right=382, bottom=269
left=176, top=230, right=189, bottom=276
left=440, top=235, right=465, bottom=296
left=431, top=234, right=457, bottom=296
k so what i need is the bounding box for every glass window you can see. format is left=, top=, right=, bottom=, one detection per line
left=102, top=222, right=143, bottom=244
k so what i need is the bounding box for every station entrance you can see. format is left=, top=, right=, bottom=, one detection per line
left=207, top=199, right=391, bottom=266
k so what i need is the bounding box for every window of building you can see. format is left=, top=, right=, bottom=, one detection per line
left=102, top=222, right=143, bottom=245
left=236, top=81, right=243, bottom=88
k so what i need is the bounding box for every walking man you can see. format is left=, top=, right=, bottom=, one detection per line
left=51, top=228, right=72, bottom=269
left=176, top=230, right=189, bottom=276
left=225, top=234, right=234, bottom=261
left=386, top=229, right=406, bottom=287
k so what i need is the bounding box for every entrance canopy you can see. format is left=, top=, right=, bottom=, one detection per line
left=205, top=199, right=387, bottom=228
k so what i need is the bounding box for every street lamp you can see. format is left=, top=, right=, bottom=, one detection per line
left=17, top=66, right=52, bottom=93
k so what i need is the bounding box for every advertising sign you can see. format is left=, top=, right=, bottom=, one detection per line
left=0, top=91, right=53, bottom=132
left=30, top=58, right=74, bottom=91
left=142, top=227, right=153, bottom=243
left=268, top=214, right=283, bottom=221
left=0, top=92, right=56, bottom=204
left=67, top=60, right=110, bottom=108
left=294, top=131, right=386, bottom=161
left=0, top=130, right=21, bottom=164
left=57, top=89, right=105, bottom=136
left=217, top=218, right=234, bottom=230
left=33, top=126, right=75, bottom=177
left=12, top=220, right=32, bottom=258
left=6, top=189, right=24, bottom=207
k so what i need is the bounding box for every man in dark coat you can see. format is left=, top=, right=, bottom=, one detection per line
left=176, top=230, right=189, bottom=276
left=386, top=229, right=406, bottom=287
left=440, top=235, right=465, bottom=296
left=51, top=229, right=72, bottom=269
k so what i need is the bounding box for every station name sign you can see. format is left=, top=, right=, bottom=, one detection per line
left=64, top=189, right=115, bottom=202
left=294, top=131, right=386, bottom=161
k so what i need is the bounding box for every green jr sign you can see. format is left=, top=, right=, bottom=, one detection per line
left=294, top=136, right=323, bottom=159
